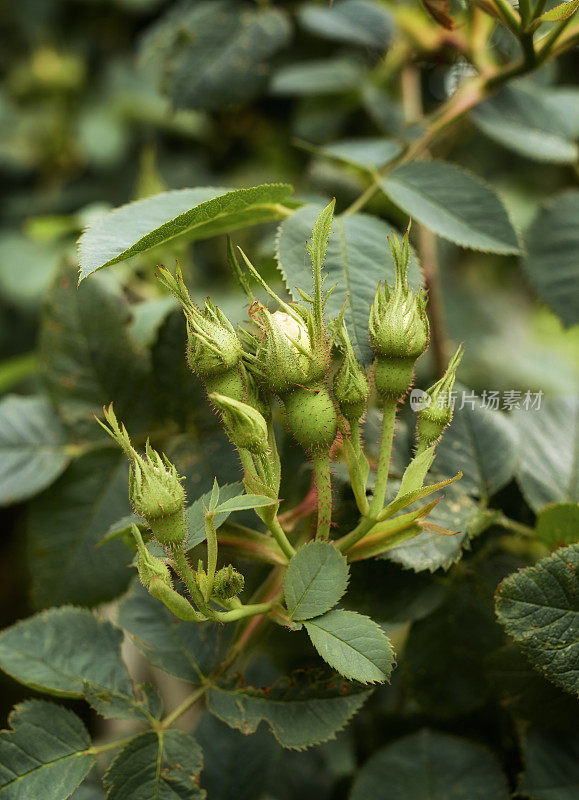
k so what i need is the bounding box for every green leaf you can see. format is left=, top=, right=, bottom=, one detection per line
left=431, top=393, right=518, bottom=500
left=143, top=1, right=291, bottom=111
left=524, top=190, right=579, bottom=327
left=298, top=0, right=393, bottom=49
left=276, top=204, right=422, bottom=363
left=495, top=544, right=579, bottom=695
left=0, top=701, right=95, bottom=800
left=536, top=503, right=579, bottom=549
left=0, top=231, right=61, bottom=309
left=518, top=728, right=579, bottom=800
left=213, top=493, right=276, bottom=514
left=184, top=482, right=245, bottom=549
left=207, top=673, right=371, bottom=749
left=117, top=581, right=232, bottom=682
left=350, top=729, right=509, bottom=800
left=540, top=0, right=579, bottom=21
left=470, top=82, right=579, bottom=163
left=0, top=607, right=131, bottom=698
left=397, top=445, right=436, bottom=496
left=385, top=484, right=476, bottom=573
left=103, top=730, right=203, bottom=800
left=381, top=161, right=521, bottom=253
left=270, top=59, right=366, bottom=96
left=304, top=610, right=394, bottom=683
left=83, top=682, right=162, bottom=723
left=486, top=645, right=579, bottom=731
left=514, top=396, right=579, bottom=511
left=404, top=588, right=504, bottom=715
left=197, top=714, right=277, bottom=800
left=78, top=184, right=293, bottom=280
left=27, top=450, right=133, bottom=608
left=40, top=267, right=148, bottom=431
left=317, top=137, right=402, bottom=171
left=284, top=541, right=349, bottom=621
left=0, top=394, right=70, bottom=506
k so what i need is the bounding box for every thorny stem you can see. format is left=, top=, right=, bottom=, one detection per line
left=313, top=448, right=332, bottom=540
left=369, top=399, right=398, bottom=517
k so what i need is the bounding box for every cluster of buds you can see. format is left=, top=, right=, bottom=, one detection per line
left=369, top=230, right=429, bottom=400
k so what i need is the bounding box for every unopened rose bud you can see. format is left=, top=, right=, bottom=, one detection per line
left=157, top=266, right=242, bottom=377
left=130, top=525, right=172, bottom=589
left=416, top=345, right=464, bottom=450
left=284, top=384, right=338, bottom=452
left=333, top=325, right=368, bottom=421
left=369, top=233, right=429, bottom=361
left=209, top=392, right=269, bottom=454
left=96, top=405, right=187, bottom=547
left=212, top=564, right=245, bottom=600
left=252, top=305, right=314, bottom=394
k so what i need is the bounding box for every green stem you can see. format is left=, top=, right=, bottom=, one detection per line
left=172, top=548, right=209, bottom=613
left=497, top=515, right=536, bottom=538
left=335, top=516, right=376, bottom=553
left=159, top=683, right=209, bottom=730
left=493, top=0, right=522, bottom=33
left=536, top=14, right=575, bottom=62
left=215, top=600, right=275, bottom=623
left=369, top=399, right=397, bottom=517
left=519, top=0, right=532, bottom=25
left=217, top=521, right=288, bottom=565
left=204, top=513, right=218, bottom=599
left=343, top=423, right=370, bottom=515
left=313, top=448, right=332, bottom=540
left=89, top=734, right=139, bottom=756
left=533, top=0, right=547, bottom=19
left=263, top=510, right=296, bottom=559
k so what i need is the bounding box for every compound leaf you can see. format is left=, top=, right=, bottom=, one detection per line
left=0, top=701, right=94, bottom=800
left=0, top=394, right=70, bottom=506
left=524, top=189, right=579, bottom=327
left=0, top=607, right=131, bottom=698
left=381, top=161, right=520, bottom=253
left=104, top=730, right=203, bottom=800
left=495, top=544, right=579, bottom=695
left=78, top=184, right=293, bottom=279
left=304, top=610, right=394, bottom=683
left=207, top=673, right=371, bottom=750
left=117, top=581, right=232, bottom=683
left=350, top=729, right=509, bottom=799
left=284, top=541, right=349, bottom=621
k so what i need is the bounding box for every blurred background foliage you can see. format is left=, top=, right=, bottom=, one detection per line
left=0, top=1, right=577, bottom=797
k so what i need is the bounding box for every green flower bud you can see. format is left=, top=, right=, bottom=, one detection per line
left=373, top=356, right=417, bottom=401
left=97, top=405, right=187, bottom=546
left=210, top=392, right=269, bottom=454
left=131, top=525, right=172, bottom=589
left=252, top=306, right=314, bottom=394
left=185, top=300, right=243, bottom=377
left=333, top=325, right=369, bottom=421
left=157, top=266, right=242, bottom=377
left=369, top=232, right=429, bottom=360
left=416, top=345, right=464, bottom=448
left=212, top=564, right=245, bottom=600
left=283, top=384, right=338, bottom=452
